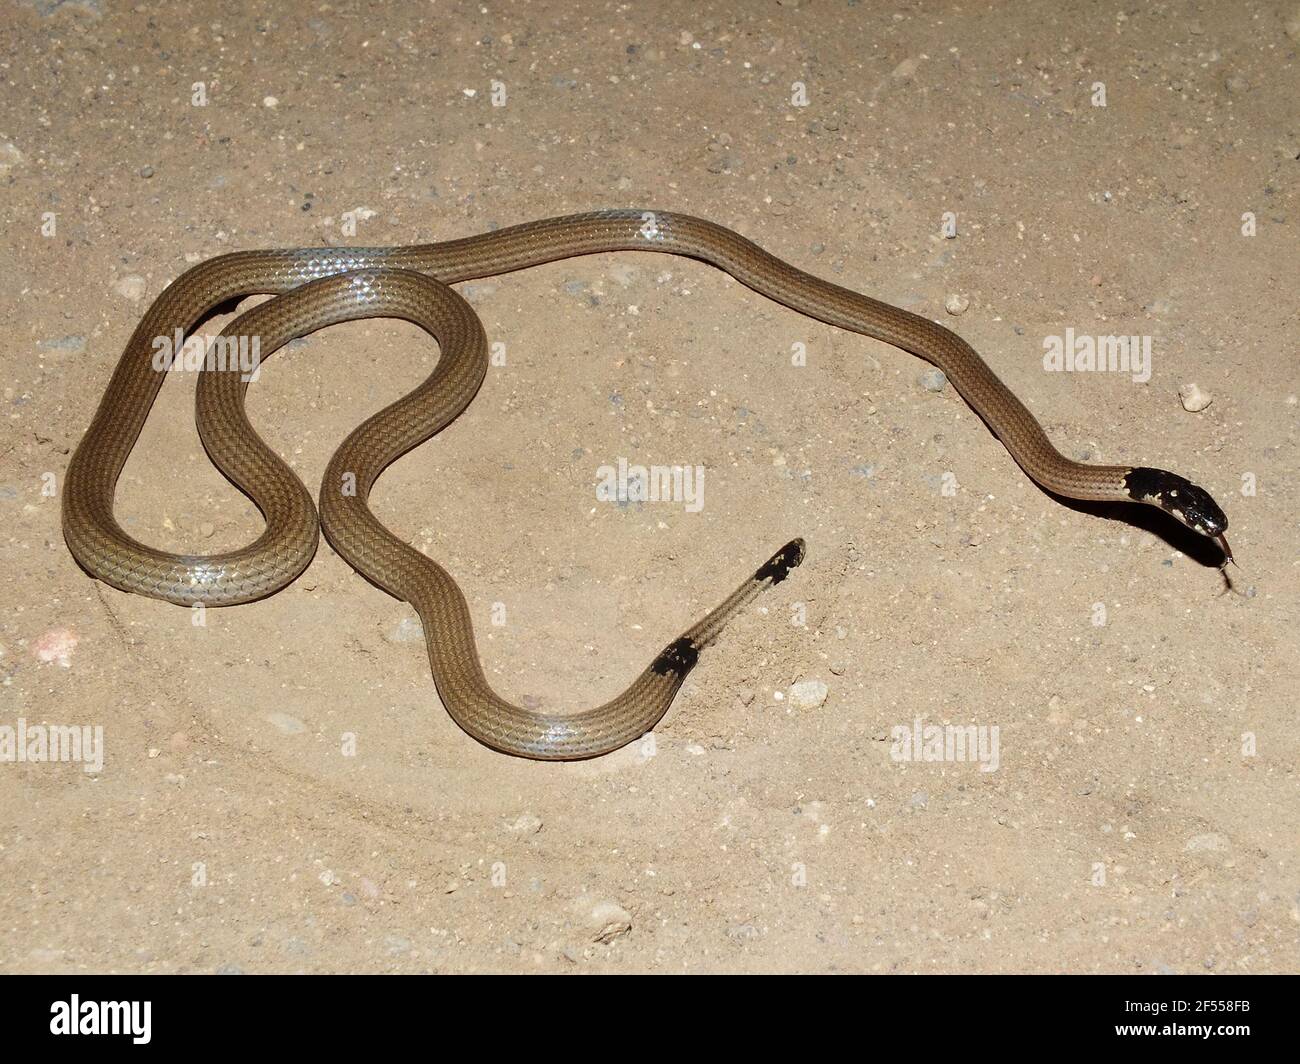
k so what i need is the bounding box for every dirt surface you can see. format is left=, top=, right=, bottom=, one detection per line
left=2, top=0, right=1297, bottom=974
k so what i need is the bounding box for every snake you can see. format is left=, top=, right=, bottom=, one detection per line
left=62, top=209, right=1232, bottom=760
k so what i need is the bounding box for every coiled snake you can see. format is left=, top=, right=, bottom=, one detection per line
left=62, top=210, right=1231, bottom=759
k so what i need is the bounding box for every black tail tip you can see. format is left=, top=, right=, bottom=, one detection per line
left=755, top=537, right=806, bottom=585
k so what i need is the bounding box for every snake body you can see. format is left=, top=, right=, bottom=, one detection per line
left=62, top=209, right=1230, bottom=759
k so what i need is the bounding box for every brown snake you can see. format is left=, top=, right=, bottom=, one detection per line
left=62, top=209, right=1231, bottom=759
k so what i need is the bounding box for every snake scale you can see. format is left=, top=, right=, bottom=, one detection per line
left=62, top=209, right=1231, bottom=759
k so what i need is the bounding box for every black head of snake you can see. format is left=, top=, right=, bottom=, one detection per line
left=1123, top=467, right=1233, bottom=566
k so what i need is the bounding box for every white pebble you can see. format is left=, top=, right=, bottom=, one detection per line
left=114, top=275, right=146, bottom=302
left=1178, top=382, right=1213, bottom=412
left=920, top=368, right=948, bottom=393
left=262, top=96, right=279, bottom=108
left=32, top=627, right=78, bottom=667
left=385, top=617, right=424, bottom=644
left=789, top=679, right=829, bottom=709
left=944, top=293, right=969, bottom=315
left=266, top=712, right=305, bottom=735
left=0, top=142, right=24, bottom=176
left=891, top=57, right=920, bottom=80
left=586, top=900, right=633, bottom=943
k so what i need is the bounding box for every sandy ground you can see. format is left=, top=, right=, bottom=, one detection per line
left=1, top=0, right=1297, bottom=974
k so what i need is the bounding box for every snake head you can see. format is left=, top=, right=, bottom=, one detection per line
left=1123, top=467, right=1229, bottom=538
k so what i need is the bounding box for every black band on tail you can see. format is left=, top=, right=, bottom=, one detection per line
left=754, top=537, right=806, bottom=585
left=650, top=636, right=701, bottom=678
left=650, top=539, right=806, bottom=680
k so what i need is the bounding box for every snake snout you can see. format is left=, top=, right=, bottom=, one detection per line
left=1170, top=480, right=1229, bottom=538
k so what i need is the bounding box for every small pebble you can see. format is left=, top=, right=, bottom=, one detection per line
left=266, top=712, right=306, bottom=735
left=385, top=617, right=424, bottom=644
left=891, top=57, right=920, bottom=80
left=944, top=293, right=969, bottom=315
left=1185, top=832, right=1230, bottom=853
left=0, top=142, right=24, bottom=176
left=586, top=900, right=633, bottom=944
left=788, top=679, right=829, bottom=709
left=262, top=95, right=279, bottom=108
left=139, top=165, right=154, bottom=178
left=32, top=627, right=77, bottom=667
left=726, top=923, right=760, bottom=942
left=1224, top=75, right=1250, bottom=94
left=920, top=368, right=948, bottom=393
left=503, top=812, right=543, bottom=834
left=1178, top=382, right=1213, bottom=412
left=461, top=283, right=499, bottom=304
left=115, top=275, right=147, bottom=302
